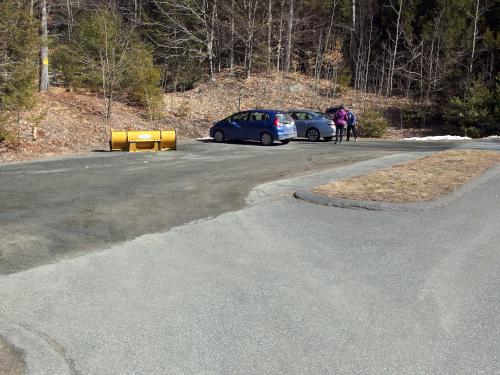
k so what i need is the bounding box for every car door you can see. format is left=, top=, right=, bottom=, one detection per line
left=228, top=111, right=250, bottom=140
left=289, top=111, right=308, bottom=137
left=247, top=111, right=270, bottom=141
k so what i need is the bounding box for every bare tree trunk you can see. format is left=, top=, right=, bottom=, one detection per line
left=205, top=0, right=217, bottom=81
left=387, top=0, right=402, bottom=96
left=314, top=28, right=323, bottom=80
left=266, top=0, right=273, bottom=73
left=469, top=0, right=480, bottom=77
left=39, top=0, right=49, bottom=92
left=351, top=0, right=357, bottom=86
left=285, top=0, right=294, bottom=72
left=426, top=28, right=437, bottom=104
left=230, top=0, right=235, bottom=72
left=317, top=0, right=338, bottom=80
left=434, top=28, right=442, bottom=92
left=379, top=49, right=386, bottom=96
left=352, top=0, right=356, bottom=29
left=363, top=12, right=373, bottom=91
left=100, top=51, right=108, bottom=125
left=66, top=0, right=74, bottom=38
left=488, top=51, right=494, bottom=84
left=276, top=0, right=284, bottom=71
left=244, top=0, right=258, bottom=78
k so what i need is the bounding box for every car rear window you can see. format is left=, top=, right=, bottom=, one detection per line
left=276, top=113, right=293, bottom=123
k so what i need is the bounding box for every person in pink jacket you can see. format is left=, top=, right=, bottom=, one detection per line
left=333, top=105, right=348, bottom=144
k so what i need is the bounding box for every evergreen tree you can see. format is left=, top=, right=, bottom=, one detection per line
left=0, top=0, right=39, bottom=138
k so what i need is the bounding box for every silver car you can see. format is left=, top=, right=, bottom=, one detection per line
left=287, top=110, right=336, bottom=142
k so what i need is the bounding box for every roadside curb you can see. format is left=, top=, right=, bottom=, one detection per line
left=246, top=152, right=431, bottom=206
left=295, top=164, right=500, bottom=211
left=0, top=320, right=73, bottom=375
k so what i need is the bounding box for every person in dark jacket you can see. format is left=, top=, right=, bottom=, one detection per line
left=334, top=105, right=348, bottom=144
left=346, top=110, right=358, bottom=142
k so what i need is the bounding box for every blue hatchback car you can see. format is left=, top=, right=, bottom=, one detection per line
left=209, top=110, right=297, bottom=146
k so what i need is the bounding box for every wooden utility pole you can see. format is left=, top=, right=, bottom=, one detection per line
left=39, top=0, right=49, bottom=92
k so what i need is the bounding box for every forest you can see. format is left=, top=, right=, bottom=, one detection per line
left=0, top=0, right=499, bottom=141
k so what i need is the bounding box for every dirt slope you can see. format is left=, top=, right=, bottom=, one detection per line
left=0, top=71, right=423, bottom=162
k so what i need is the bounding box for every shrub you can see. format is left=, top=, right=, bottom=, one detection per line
left=124, top=45, right=163, bottom=119
left=0, top=113, right=15, bottom=144
left=465, top=127, right=482, bottom=138
left=359, top=110, right=388, bottom=137
left=0, top=125, right=9, bottom=143
left=444, top=76, right=499, bottom=136
left=176, top=101, right=191, bottom=118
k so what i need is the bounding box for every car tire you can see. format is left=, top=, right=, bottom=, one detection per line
left=260, top=132, right=274, bottom=146
left=324, top=136, right=333, bottom=142
left=214, top=130, right=225, bottom=143
left=306, top=128, right=320, bottom=142
left=281, top=140, right=290, bottom=145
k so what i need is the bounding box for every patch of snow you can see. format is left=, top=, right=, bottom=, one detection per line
left=484, top=135, right=500, bottom=139
left=403, top=135, right=472, bottom=141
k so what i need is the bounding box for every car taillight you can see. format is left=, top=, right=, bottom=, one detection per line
left=273, top=117, right=280, bottom=127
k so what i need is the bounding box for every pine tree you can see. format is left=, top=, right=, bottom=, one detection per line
left=0, top=0, right=39, bottom=139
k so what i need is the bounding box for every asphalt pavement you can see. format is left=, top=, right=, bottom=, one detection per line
left=0, top=138, right=462, bottom=274
left=1, top=138, right=499, bottom=374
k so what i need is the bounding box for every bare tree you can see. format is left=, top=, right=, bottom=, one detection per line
left=152, top=0, right=218, bottom=80
left=266, top=0, right=272, bottom=72
left=39, top=0, right=49, bottom=92
left=276, top=0, right=285, bottom=71
left=387, top=0, right=402, bottom=96
left=285, top=0, right=294, bottom=71
left=230, top=0, right=235, bottom=72
left=469, top=0, right=480, bottom=77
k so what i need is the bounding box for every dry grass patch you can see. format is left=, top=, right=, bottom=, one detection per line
left=313, top=150, right=500, bottom=203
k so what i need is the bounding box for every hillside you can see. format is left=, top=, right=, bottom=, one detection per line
left=0, top=72, right=428, bottom=163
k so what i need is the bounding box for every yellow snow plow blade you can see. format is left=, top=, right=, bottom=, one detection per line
left=110, top=130, right=177, bottom=152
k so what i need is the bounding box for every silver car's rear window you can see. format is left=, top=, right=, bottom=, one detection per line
left=276, top=113, right=294, bottom=123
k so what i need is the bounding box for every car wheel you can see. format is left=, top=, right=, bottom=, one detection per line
left=306, top=128, right=320, bottom=142
left=324, top=136, right=333, bottom=142
left=260, top=132, right=274, bottom=146
left=214, top=130, right=225, bottom=143
left=281, top=140, right=290, bottom=145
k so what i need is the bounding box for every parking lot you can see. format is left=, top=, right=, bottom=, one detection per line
left=1, top=138, right=499, bottom=374
left=0, top=138, right=462, bottom=275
